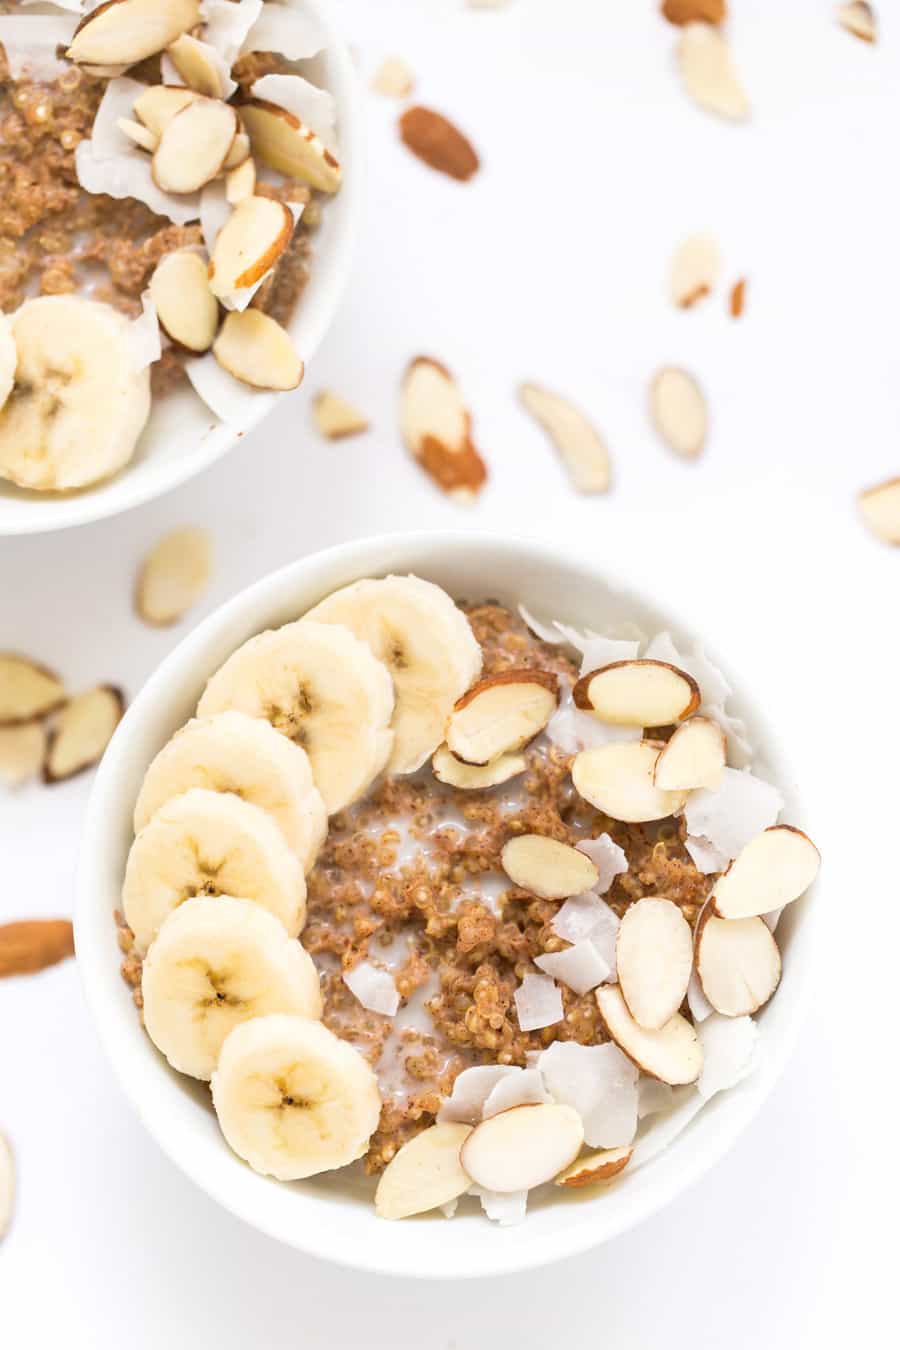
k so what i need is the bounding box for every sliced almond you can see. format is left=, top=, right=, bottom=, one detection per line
left=432, top=744, right=526, bottom=790
left=729, top=277, right=746, bottom=318
left=677, top=22, right=750, bottom=122
left=859, top=477, right=900, bottom=544
left=212, top=309, right=304, bottom=391
left=661, top=0, right=727, bottom=23
left=240, top=99, right=342, bottom=194
left=0, top=1132, right=13, bottom=1242
left=596, top=984, right=702, bottom=1085
left=44, top=686, right=124, bottom=783
left=712, top=824, right=820, bottom=920
left=573, top=660, right=699, bottom=727
left=225, top=156, right=256, bottom=206
left=501, top=834, right=599, bottom=900
left=149, top=250, right=219, bottom=354
left=554, top=1145, right=632, bottom=1188
left=312, top=390, right=370, bottom=440
left=152, top=98, right=238, bottom=195
left=670, top=233, right=719, bottom=308
left=0, top=654, right=66, bottom=725
left=223, top=130, right=251, bottom=171
left=116, top=116, right=158, bottom=152
left=519, top=382, right=610, bottom=493
left=399, top=106, right=480, bottom=182
left=371, top=56, right=416, bottom=98
left=67, top=0, right=201, bottom=66
left=0, top=722, right=47, bottom=787
left=696, top=911, right=781, bottom=1016
left=400, top=356, right=487, bottom=500
left=208, top=194, right=293, bottom=298
left=0, top=918, right=75, bottom=978
left=838, top=2, right=877, bottom=42
left=650, top=367, right=707, bottom=459
left=447, top=669, right=559, bottom=765
left=374, top=1122, right=472, bottom=1220
left=572, top=741, right=688, bottom=823
left=132, top=84, right=199, bottom=138
left=135, top=525, right=213, bottom=627
left=616, top=898, right=693, bottom=1030
left=653, top=715, right=726, bottom=791
left=460, top=1103, right=584, bottom=1193
left=166, top=32, right=228, bottom=98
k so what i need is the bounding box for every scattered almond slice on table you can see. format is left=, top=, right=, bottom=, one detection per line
left=696, top=912, right=781, bottom=1016
left=0, top=1132, right=13, bottom=1243
left=616, top=898, right=694, bottom=1030
left=572, top=741, right=688, bottom=823
left=519, top=383, right=611, bottom=492
left=431, top=744, right=526, bottom=789
left=573, top=659, right=699, bottom=726
left=555, top=1145, right=633, bottom=1189
left=712, top=825, right=820, bottom=919
left=460, top=1103, right=584, bottom=1193
left=67, top=0, right=202, bottom=67
left=650, top=367, right=707, bottom=459
left=0, top=919, right=74, bottom=978
left=669, top=234, right=719, bottom=308
left=446, top=669, right=558, bottom=763
left=399, top=106, right=480, bottom=182
left=838, top=2, right=877, bottom=42
left=597, top=985, right=703, bottom=1086
left=653, top=715, right=726, bottom=790
left=661, top=0, right=727, bottom=23
left=400, top=357, right=488, bottom=500
left=858, top=477, right=900, bottom=544
left=213, top=310, right=304, bottom=391
left=677, top=21, right=749, bottom=122
left=44, top=686, right=124, bottom=783
left=729, top=278, right=746, bottom=317
left=0, top=723, right=47, bottom=788
left=312, top=390, right=370, bottom=440
left=501, top=834, right=599, bottom=900
left=149, top=250, right=219, bottom=354
left=375, top=1122, right=472, bottom=1220
left=0, top=654, right=66, bottom=724
left=240, top=99, right=342, bottom=194
left=371, top=56, right=415, bottom=98
left=136, top=526, right=213, bottom=627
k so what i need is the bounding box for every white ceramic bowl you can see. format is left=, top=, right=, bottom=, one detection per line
left=75, top=532, right=818, bottom=1279
left=0, top=0, right=362, bottom=537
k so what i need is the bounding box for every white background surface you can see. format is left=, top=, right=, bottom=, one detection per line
left=0, top=1, right=895, bottom=1344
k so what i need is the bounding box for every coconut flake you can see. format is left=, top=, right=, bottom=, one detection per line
left=576, top=834, right=628, bottom=893
left=684, top=833, right=729, bottom=874
left=481, top=1067, right=551, bottom=1119
left=537, top=1041, right=638, bottom=1148
left=518, top=603, right=568, bottom=645
left=571, top=634, right=641, bottom=676
left=514, top=971, right=563, bottom=1031
left=552, top=893, right=619, bottom=979
left=75, top=140, right=201, bottom=226
left=242, top=3, right=325, bottom=61
left=439, top=1197, right=458, bottom=1219
left=19, top=1, right=82, bottom=11
left=127, top=290, right=161, bottom=371
left=437, top=1065, right=519, bottom=1125
left=185, top=350, right=269, bottom=422
left=686, top=969, right=713, bottom=1023
left=250, top=72, right=337, bottom=152
left=631, top=1087, right=704, bottom=1168
left=545, top=690, right=641, bottom=754
left=697, top=1014, right=759, bottom=1100
left=644, top=631, right=752, bottom=765
left=637, top=1076, right=674, bottom=1119
left=535, top=941, right=610, bottom=995
left=0, top=14, right=77, bottom=81
left=199, top=179, right=231, bottom=254
left=472, top=1186, right=528, bottom=1226
left=684, top=766, right=784, bottom=861
left=763, top=907, right=783, bottom=933
left=85, top=76, right=149, bottom=159
left=343, top=960, right=400, bottom=1017
left=200, top=0, right=263, bottom=67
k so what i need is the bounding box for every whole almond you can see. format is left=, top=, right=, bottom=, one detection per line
left=0, top=919, right=75, bottom=978
left=399, top=107, right=480, bottom=181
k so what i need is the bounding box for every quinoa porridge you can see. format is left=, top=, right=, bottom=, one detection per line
left=116, top=573, right=820, bottom=1223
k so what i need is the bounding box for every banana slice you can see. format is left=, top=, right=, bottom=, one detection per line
left=122, top=787, right=306, bottom=954
left=0, top=297, right=151, bottom=491
left=141, top=895, right=322, bottom=1080
left=197, top=621, right=394, bottom=814
left=304, top=575, right=482, bottom=774
left=211, top=1014, right=383, bottom=1180
left=133, top=711, right=327, bottom=872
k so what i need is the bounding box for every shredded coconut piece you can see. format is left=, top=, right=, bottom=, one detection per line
left=200, top=0, right=263, bottom=67
left=637, top=1076, right=674, bottom=1119
left=481, top=1067, right=550, bottom=1118
left=127, top=291, right=161, bottom=371
left=684, top=766, right=783, bottom=861
left=686, top=969, right=713, bottom=1023
left=684, top=833, right=729, bottom=874
left=537, top=1041, right=638, bottom=1148
left=343, top=960, right=400, bottom=1017
left=241, top=3, right=325, bottom=61
left=75, top=141, right=201, bottom=227
left=535, top=940, right=609, bottom=995
left=514, top=971, right=563, bottom=1031
left=697, top=1014, right=759, bottom=1100
left=199, top=179, right=231, bottom=256
left=472, top=1186, right=528, bottom=1226
left=250, top=72, right=338, bottom=151
left=437, top=1065, right=519, bottom=1124
left=0, top=14, right=77, bottom=81
left=631, top=1087, right=703, bottom=1168
left=576, top=833, right=628, bottom=893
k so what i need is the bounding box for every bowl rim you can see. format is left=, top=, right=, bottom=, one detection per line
left=74, top=530, right=820, bottom=1279
left=0, top=0, right=363, bottom=538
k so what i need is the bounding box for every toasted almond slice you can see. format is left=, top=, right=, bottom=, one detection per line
left=447, top=670, right=559, bottom=765
left=212, top=309, right=304, bottom=391
left=460, top=1103, right=584, bottom=1193
left=117, top=116, right=158, bottom=152
left=838, top=2, right=877, bottom=42
left=371, top=56, right=416, bottom=98
left=596, top=985, right=702, bottom=1084
left=653, top=715, right=726, bottom=791
left=0, top=654, right=66, bottom=725
left=431, top=744, right=526, bottom=790
left=729, top=277, right=746, bottom=318
left=374, top=1122, right=472, bottom=1219
left=0, top=722, right=47, bottom=787
left=135, top=525, right=213, bottom=626
left=616, top=898, right=693, bottom=1030
left=573, top=660, right=699, bottom=727
left=152, top=97, right=237, bottom=194
left=240, top=98, right=342, bottom=193
left=68, top=0, right=201, bottom=66
left=399, top=106, right=480, bottom=182
left=712, top=824, right=820, bottom=919
left=650, top=367, right=707, bottom=459
left=225, top=156, right=256, bottom=206
left=554, top=1145, right=633, bottom=1188
left=0, top=918, right=75, bottom=978
left=670, top=233, right=719, bottom=308
left=44, top=686, right=124, bottom=783
left=312, top=390, right=370, bottom=440
left=696, top=911, right=781, bottom=1016
left=208, top=194, right=293, bottom=298
left=677, top=22, right=750, bottom=122
left=572, top=742, right=688, bottom=823
left=661, top=0, right=727, bottom=23
left=167, top=32, right=228, bottom=98
left=0, top=1132, right=13, bottom=1242
left=223, top=130, right=251, bottom=171
left=149, top=250, right=219, bottom=354
left=400, top=356, right=487, bottom=500
left=501, top=834, right=599, bottom=900
left=132, top=84, right=199, bottom=137
left=519, top=382, right=610, bottom=493
left=859, top=477, right=900, bottom=544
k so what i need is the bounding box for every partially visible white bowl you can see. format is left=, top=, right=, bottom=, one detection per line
left=75, top=532, right=819, bottom=1279
left=0, top=0, right=362, bottom=537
